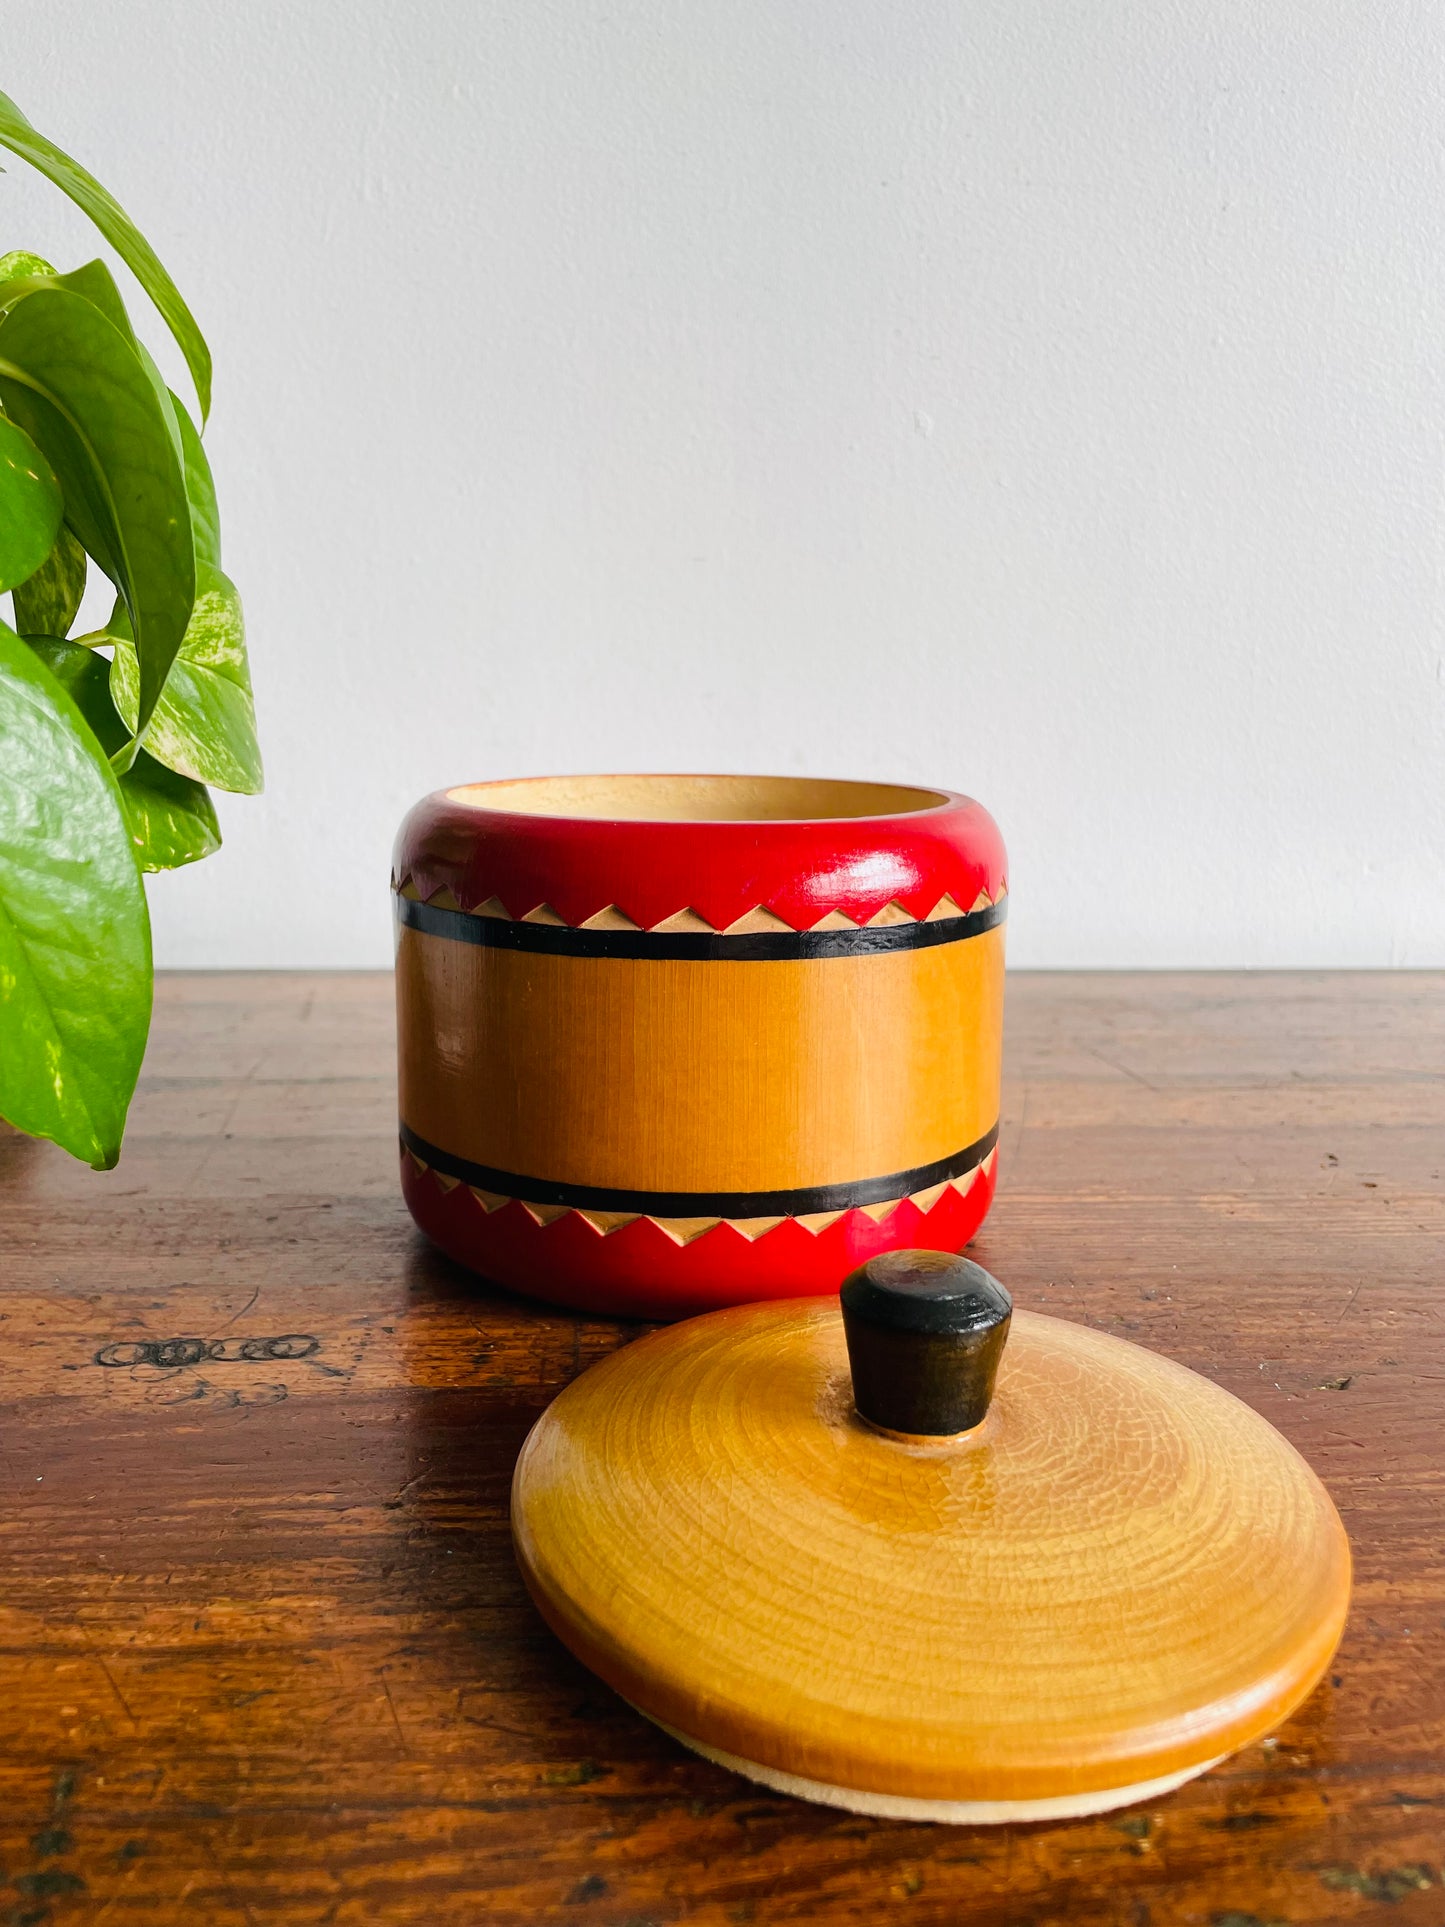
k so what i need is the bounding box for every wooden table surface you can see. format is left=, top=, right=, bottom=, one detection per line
left=0, top=971, right=1440, bottom=1927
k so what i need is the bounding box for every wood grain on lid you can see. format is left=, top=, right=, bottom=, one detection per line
left=512, top=1300, right=1351, bottom=1804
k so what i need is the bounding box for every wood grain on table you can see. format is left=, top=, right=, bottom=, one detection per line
left=0, top=971, right=1439, bottom=1927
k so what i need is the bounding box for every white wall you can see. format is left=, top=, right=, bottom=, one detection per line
left=6, top=3, right=1445, bottom=968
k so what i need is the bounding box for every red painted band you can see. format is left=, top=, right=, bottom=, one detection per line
left=393, top=780, right=1006, bottom=934
left=401, top=1150, right=999, bottom=1321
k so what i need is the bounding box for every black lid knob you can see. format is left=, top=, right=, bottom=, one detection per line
left=840, top=1250, right=1012, bottom=1438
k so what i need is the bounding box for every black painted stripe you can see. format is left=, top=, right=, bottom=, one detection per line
left=399, top=1121, right=999, bottom=1219
left=394, top=893, right=1005, bottom=959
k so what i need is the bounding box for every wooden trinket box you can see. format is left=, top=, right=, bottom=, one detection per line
left=394, top=774, right=1007, bottom=1317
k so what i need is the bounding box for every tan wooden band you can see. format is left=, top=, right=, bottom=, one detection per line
left=396, top=921, right=1004, bottom=1196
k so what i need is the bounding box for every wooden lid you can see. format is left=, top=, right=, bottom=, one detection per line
left=512, top=1269, right=1350, bottom=1817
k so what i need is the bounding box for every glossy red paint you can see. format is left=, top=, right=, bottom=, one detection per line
left=392, top=779, right=1006, bottom=929
left=401, top=1152, right=999, bottom=1321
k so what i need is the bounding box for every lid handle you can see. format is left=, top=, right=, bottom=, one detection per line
left=840, top=1250, right=1012, bottom=1439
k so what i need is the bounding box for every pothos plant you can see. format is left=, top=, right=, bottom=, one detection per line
left=0, top=90, right=260, bottom=1169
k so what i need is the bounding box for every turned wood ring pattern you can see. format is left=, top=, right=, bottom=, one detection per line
left=512, top=1298, right=1352, bottom=1819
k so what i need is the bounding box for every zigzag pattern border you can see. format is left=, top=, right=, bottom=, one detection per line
left=393, top=874, right=1007, bottom=935
left=402, top=1144, right=997, bottom=1248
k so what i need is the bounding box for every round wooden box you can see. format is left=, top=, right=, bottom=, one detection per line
left=393, top=775, right=1007, bottom=1317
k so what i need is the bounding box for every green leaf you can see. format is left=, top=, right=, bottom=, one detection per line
left=0, top=250, right=55, bottom=285
left=0, top=282, right=195, bottom=732
left=109, top=564, right=261, bottom=794
left=53, top=258, right=136, bottom=340
left=50, top=260, right=188, bottom=470
left=10, top=260, right=172, bottom=434
left=0, top=618, right=151, bottom=1167
left=20, top=633, right=120, bottom=730
left=0, top=412, right=62, bottom=591
left=0, top=255, right=58, bottom=325
left=0, top=251, right=57, bottom=318
left=22, top=635, right=220, bottom=871
left=12, top=526, right=87, bottom=638
left=119, top=751, right=221, bottom=870
left=172, top=393, right=220, bottom=567
left=0, top=90, right=211, bottom=419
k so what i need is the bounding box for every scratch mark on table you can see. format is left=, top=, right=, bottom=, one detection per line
left=213, top=1284, right=262, bottom=1333
left=1087, top=1046, right=1162, bottom=1093
left=82, top=1641, right=139, bottom=1735
left=379, top=1668, right=410, bottom=1756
